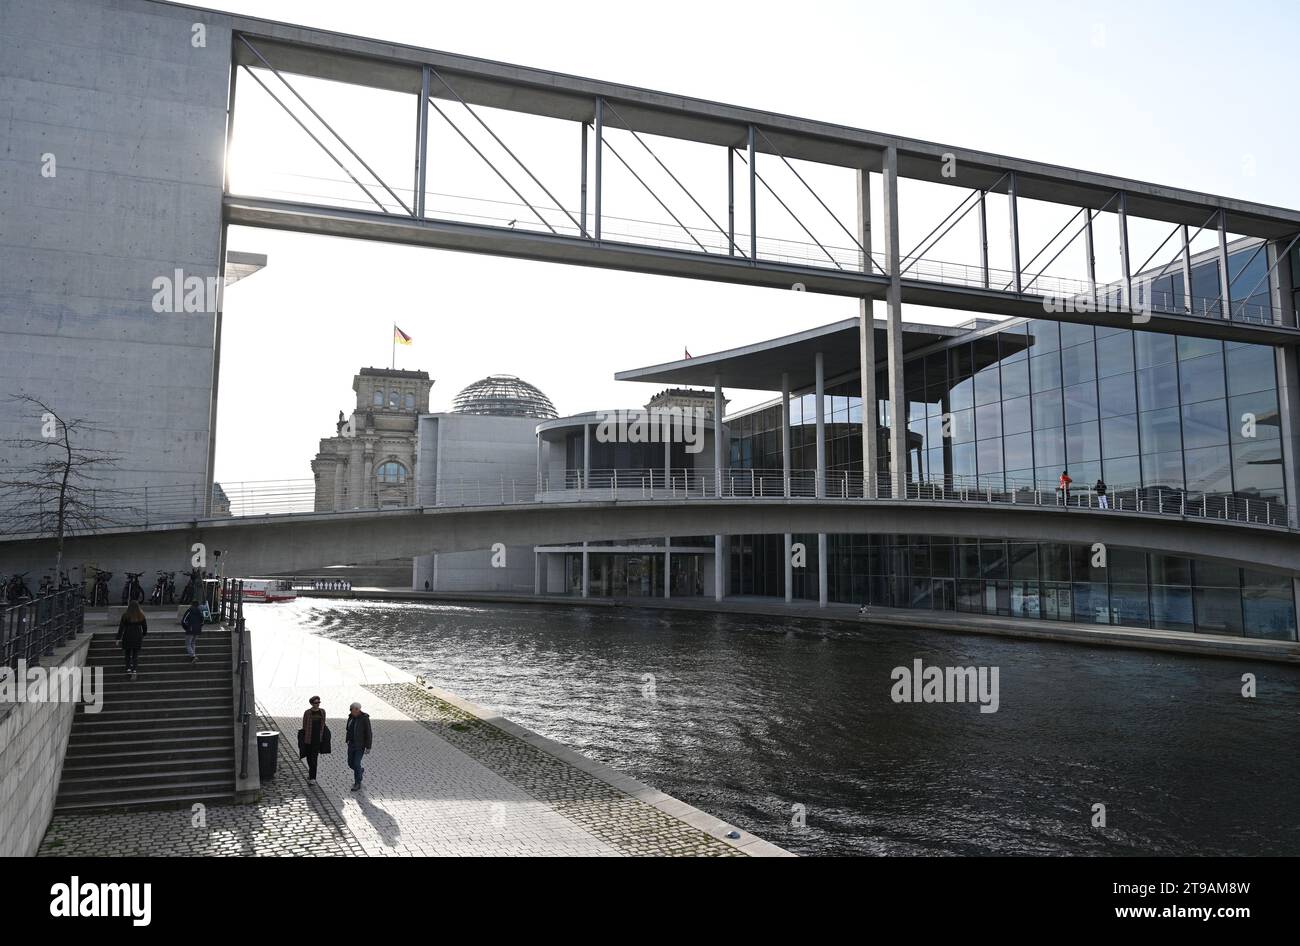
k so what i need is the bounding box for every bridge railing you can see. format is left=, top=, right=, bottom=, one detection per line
left=0, top=587, right=85, bottom=670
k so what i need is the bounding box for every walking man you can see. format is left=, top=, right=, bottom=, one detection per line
left=181, top=598, right=204, bottom=663
left=346, top=701, right=373, bottom=791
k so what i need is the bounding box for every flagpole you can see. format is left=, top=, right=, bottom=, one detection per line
left=391, top=322, right=395, bottom=370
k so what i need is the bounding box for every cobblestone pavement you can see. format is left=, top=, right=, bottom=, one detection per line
left=38, top=705, right=366, bottom=857
left=369, top=683, right=740, bottom=857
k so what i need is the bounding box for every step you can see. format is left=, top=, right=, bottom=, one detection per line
left=59, top=763, right=233, bottom=789
left=53, top=787, right=234, bottom=814
left=69, top=723, right=233, bottom=744
left=72, top=715, right=234, bottom=734
left=77, top=687, right=232, bottom=703
left=65, top=738, right=234, bottom=761
left=55, top=779, right=234, bottom=810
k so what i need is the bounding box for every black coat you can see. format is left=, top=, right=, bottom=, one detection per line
left=116, top=615, right=148, bottom=649
left=182, top=604, right=204, bottom=634
left=346, top=712, right=373, bottom=750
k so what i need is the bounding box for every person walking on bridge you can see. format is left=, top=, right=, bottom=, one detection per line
left=115, top=601, right=148, bottom=678
left=346, top=701, right=373, bottom=792
left=300, top=696, right=328, bottom=783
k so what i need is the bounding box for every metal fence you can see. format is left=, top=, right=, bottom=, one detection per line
left=0, top=587, right=85, bottom=670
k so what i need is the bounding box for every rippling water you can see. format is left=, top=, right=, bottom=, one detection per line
left=252, top=598, right=1300, bottom=856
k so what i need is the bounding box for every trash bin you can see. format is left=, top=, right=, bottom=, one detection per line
left=256, top=731, right=280, bottom=780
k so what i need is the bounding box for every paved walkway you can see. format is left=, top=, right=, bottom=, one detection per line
left=42, top=621, right=786, bottom=857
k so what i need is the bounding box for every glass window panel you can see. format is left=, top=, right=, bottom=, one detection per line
left=1150, top=554, right=1192, bottom=585
left=1139, top=407, right=1182, bottom=454
left=1109, top=548, right=1147, bottom=582
left=977, top=438, right=1004, bottom=474
left=1064, top=380, right=1098, bottom=426
left=1103, top=455, right=1141, bottom=489
left=1151, top=585, right=1194, bottom=632
left=949, top=344, right=975, bottom=380
left=1178, top=351, right=1226, bottom=404
left=1241, top=569, right=1297, bottom=641
left=1190, top=260, right=1221, bottom=317
left=980, top=541, right=1008, bottom=579
left=1060, top=343, right=1096, bottom=385
left=948, top=376, right=974, bottom=413
left=1231, top=440, right=1285, bottom=501
left=952, top=442, right=976, bottom=477
left=950, top=408, right=975, bottom=444
left=1181, top=400, right=1228, bottom=449
left=1226, top=344, right=1277, bottom=397
left=1095, top=331, right=1135, bottom=378
left=1101, top=414, right=1140, bottom=459
left=1059, top=323, right=1095, bottom=348
left=974, top=367, right=1001, bottom=406
left=1142, top=450, right=1185, bottom=490
left=1098, top=373, right=1136, bottom=418
left=1194, top=586, right=1243, bottom=636
left=1066, top=421, right=1100, bottom=463
left=1003, top=395, right=1032, bottom=435
left=1178, top=336, right=1222, bottom=361
left=1000, top=360, right=1030, bottom=399
left=975, top=402, right=1002, bottom=441
left=1003, top=432, right=1033, bottom=471
left=1026, top=320, right=1060, bottom=353
left=1032, top=428, right=1065, bottom=468
left=999, top=323, right=1031, bottom=362
left=1030, top=352, right=1063, bottom=391
left=1032, top=390, right=1063, bottom=428
left=1137, top=362, right=1179, bottom=410
left=1110, top=583, right=1151, bottom=626
left=1228, top=391, right=1281, bottom=443
left=1135, top=332, right=1176, bottom=368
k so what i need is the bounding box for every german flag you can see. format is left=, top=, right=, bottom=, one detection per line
left=394, top=324, right=413, bottom=346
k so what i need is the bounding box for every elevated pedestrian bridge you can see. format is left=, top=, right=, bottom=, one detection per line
left=0, top=473, right=1295, bottom=577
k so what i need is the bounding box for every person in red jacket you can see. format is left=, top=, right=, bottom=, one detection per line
left=1058, top=469, right=1073, bottom=506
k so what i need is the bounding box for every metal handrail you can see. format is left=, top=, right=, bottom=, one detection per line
left=223, top=578, right=251, bottom=782
left=0, top=587, right=85, bottom=670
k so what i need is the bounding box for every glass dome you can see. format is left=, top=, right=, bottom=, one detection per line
left=450, top=374, right=557, bottom=419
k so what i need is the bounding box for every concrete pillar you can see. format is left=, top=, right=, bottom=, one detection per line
left=714, top=534, right=724, bottom=601
left=663, top=431, right=671, bottom=493
left=881, top=146, right=908, bottom=498
left=581, top=542, right=589, bottom=598
left=784, top=533, right=793, bottom=603
left=818, top=532, right=828, bottom=608
left=583, top=422, right=591, bottom=490
left=1008, top=170, right=1022, bottom=293
left=781, top=372, right=792, bottom=497
left=533, top=550, right=542, bottom=595
left=535, top=434, right=543, bottom=489
left=714, top=375, right=724, bottom=497
left=1269, top=238, right=1296, bottom=327
left=1117, top=190, right=1132, bottom=306
left=1181, top=225, right=1194, bottom=314
left=1276, top=344, right=1300, bottom=526
left=859, top=301, right=877, bottom=498
left=815, top=352, right=826, bottom=498
left=664, top=538, right=671, bottom=598
left=1217, top=209, right=1233, bottom=319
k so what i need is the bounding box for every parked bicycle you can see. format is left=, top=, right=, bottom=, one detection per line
left=89, top=568, right=112, bottom=607
left=148, top=570, right=176, bottom=605
left=4, top=572, right=33, bottom=604
left=121, top=571, right=146, bottom=605
left=179, top=568, right=203, bottom=604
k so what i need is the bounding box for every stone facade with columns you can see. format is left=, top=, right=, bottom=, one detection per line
left=312, top=368, right=433, bottom=512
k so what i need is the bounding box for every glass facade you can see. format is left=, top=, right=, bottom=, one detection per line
left=730, top=318, right=1288, bottom=518
left=729, top=533, right=1297, bottom=641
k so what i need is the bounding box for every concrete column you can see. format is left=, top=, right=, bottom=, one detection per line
left=535, top=434, right=542, bottom=489
left=856, top=166, right=873, bottom=273
left=818, top=532, right=828, bottom=608
left=978, top=191, right=990, bottom=289
left=859, top=302, right=877, bottom=498
left=664, top=538, right=671, bottom=598
left=815, top=352, right=826, bottom=498
left=663, top=432, right=671, bottom=492
left=781, top=372, right=792, bottom=497
left=1118, top=190, right=1132, bottom=307
left=714, top=375, right=724, bottom=497
left=581, top=542, right=589, bottom=598
left=1276, top=344, right=1300, bottom=526
left=533, top=550, right=542, bottom=595
left=1008, top=170, right=1022, bottom=293
left=1269, top=238, right=1296, bottom=327
left=583, top=422, right=591, bottom=490
left=1217, top=209, right=1232, bottom=319
left=784, top=532, right=793, bottom=603
left=882, top=146, right=908, bottom=498
left=714, top=534, right=725, bottom=601
left=1181, top=225, right=1194, bottom=314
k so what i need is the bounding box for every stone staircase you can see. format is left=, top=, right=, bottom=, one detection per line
left=55, top=629, right=237, bottom=812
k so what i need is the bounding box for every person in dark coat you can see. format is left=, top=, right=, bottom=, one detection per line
left=301, top=696, right=326, bottom=783
left=181, top=600, right=204, bottom=663
left=346, top=701, right=373, bottom=791
left=116, top=601, right=148, bottom=677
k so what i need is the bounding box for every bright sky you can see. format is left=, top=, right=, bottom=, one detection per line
left=208, top=0, right=1300, bottom=484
